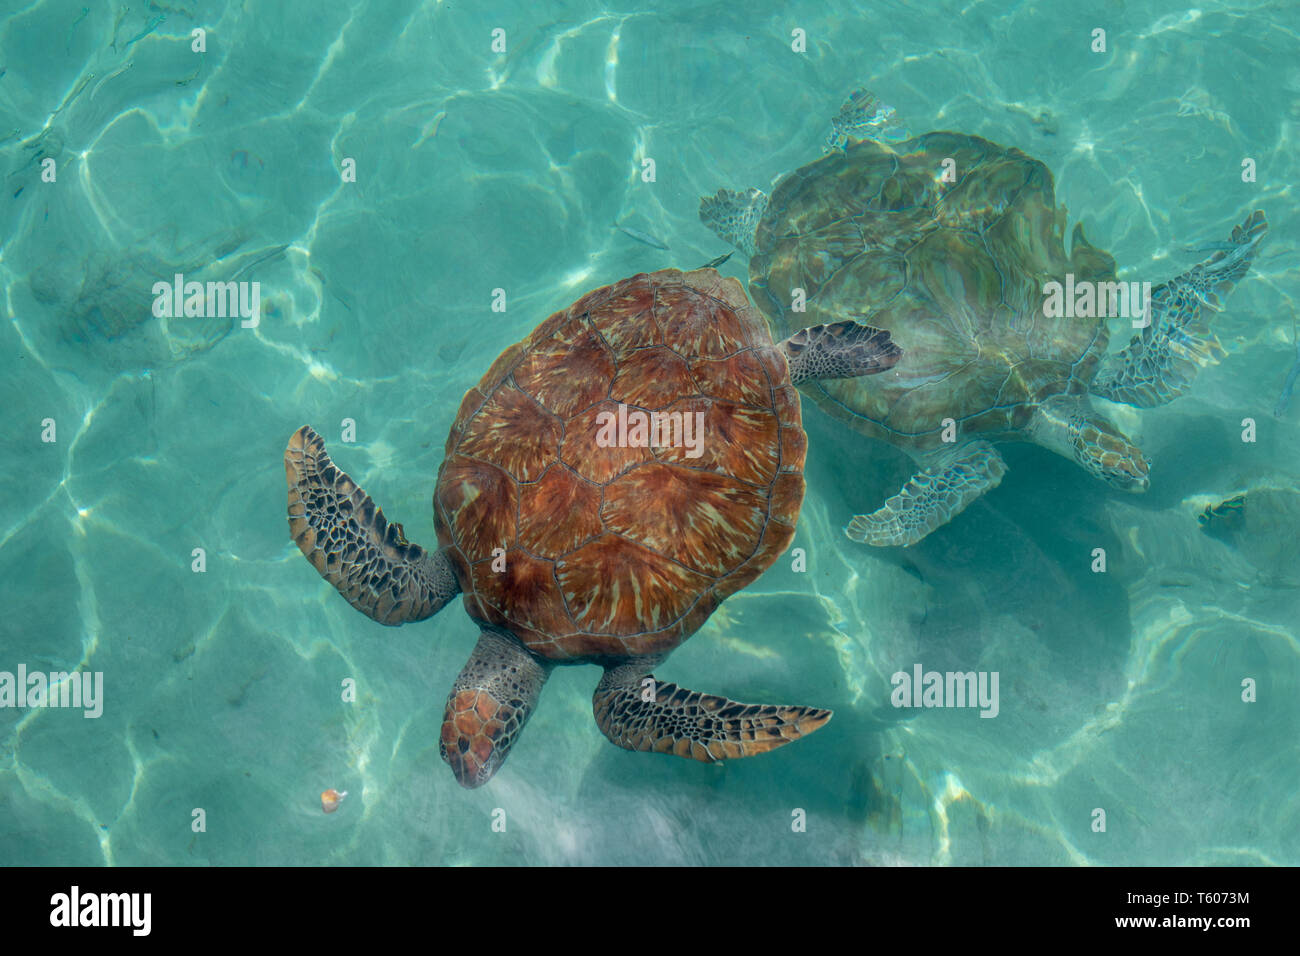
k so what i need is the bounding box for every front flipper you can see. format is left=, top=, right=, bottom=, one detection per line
left=846, top=441, right=1007, bottom=547
left=441, top=629, right=552, bottom=788
left=285, top=425, right=460, bottom=625
left=823, top=88, right=909, bottom=152
left=1092, top=210, right=1268, bottom=407
left=698, top=187, right=767, bottom=259
left=780, top=321, right=902, bottom=385
left=593, top=661, right=831, bottom=762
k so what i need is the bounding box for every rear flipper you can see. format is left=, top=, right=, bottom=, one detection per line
left=846, top=440, right=1007, bottom=547
left=593, top=661, right=831, bottom=762
left=780, top=321, right=902, bottom=385
left=1092, top=210, right=1268, bottom=407
left=285, top=425, right=460, bottom=625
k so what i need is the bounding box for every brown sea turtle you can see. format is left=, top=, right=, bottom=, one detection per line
left=701, top=90, right=1269, bottom=546
left=284, top=268, right=900, bottom=787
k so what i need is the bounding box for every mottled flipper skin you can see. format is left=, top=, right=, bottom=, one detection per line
left=698, top=187, right=767, bottom=259
left=440, top=629, right=552, bottom=788
left=846, top=441, right=1007, bottom=547
left=781, top=321, right=901, bottom=386
left=285, top=425, right=460, bottom=625
left=593, top=660, right=831, bottom=761
left=1093, top=210, right=1269, bottom=407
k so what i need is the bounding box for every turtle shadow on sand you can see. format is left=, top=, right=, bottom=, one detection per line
left=4, top=114, right=287, bottom=379
left=21, top=226, right=285, bottom=376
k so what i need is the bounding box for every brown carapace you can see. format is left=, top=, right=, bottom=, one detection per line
left=436, top=267, right=807, bottom=661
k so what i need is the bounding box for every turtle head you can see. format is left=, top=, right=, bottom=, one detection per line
left=439, top=629, right=550, bottom=789
left=1073, top=419, right=1150, bottom=492
left=440, top=688, right=515, bottom=788
left=1028, top=395, right=1149, bottom=492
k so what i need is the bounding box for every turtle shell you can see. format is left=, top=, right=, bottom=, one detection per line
left=433, top=268, right=806, bottom=662
left=751, top=131, right=1119, bottom=451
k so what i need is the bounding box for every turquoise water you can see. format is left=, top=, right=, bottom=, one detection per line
left=1, top=0, right=1296, bottom=866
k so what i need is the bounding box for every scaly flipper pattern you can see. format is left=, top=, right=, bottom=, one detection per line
left=285, top=425, right=460, bottom=625
left=846, top=440, right=1008, bottom=547
left=440, top=629, right=552, bottom=788
left=781, top=321, right=902, bottom=385
left=823, top=88, right=908, bottom=152
left=698, top=187, right=767, bottom=259
left=1092, top=210, right=1268, bottom=407
left=593, top=661, right=831, bottom=762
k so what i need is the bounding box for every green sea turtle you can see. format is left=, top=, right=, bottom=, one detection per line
left=700, top=90, right=1269, bottom=546
left=284, top=267, right=899, bottom=787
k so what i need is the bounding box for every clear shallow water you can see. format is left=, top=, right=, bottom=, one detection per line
left=0, top=0, right=1296, bottom=865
